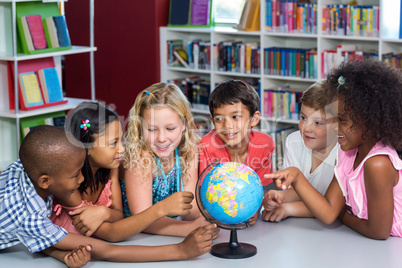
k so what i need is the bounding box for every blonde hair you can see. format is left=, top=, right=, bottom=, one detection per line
left=301, top=80, right=332, bottom=114
left=123, top=82, right=200, bottom=184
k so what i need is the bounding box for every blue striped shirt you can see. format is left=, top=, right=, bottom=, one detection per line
left=0, top=160, right=67, bottom=253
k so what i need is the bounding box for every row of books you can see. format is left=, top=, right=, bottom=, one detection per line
left=269, top=126, right=298, bottom=171
left=215, top=41, right=261, bottom=74
left=167, top=76, right=210, bottom=111
left=166, top=39, right=211, bottom=70
left=321, top=47, right=379, bottom=77
left=382, top=52, right=402, bottom=70
left=264, top=47, right=317, bottom=79
left=263, top=86, right=303, bottom=120
left=20, top=111, right=66, bottom=141
left=19, top=14, right=71, bottom=54
left=265, top=1, right=317, bottom=34
left=322, top=5, right=380, bottom=37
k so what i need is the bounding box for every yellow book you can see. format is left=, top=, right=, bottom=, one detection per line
left=19, top=72, right=44, bottom=108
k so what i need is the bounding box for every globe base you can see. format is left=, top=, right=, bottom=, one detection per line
left=210, top=229, right=256, bottom=259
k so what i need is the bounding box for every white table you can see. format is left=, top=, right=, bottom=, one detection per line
left=2, top=218, right=402, bottom=268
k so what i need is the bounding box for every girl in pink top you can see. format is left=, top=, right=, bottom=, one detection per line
left=264, top=60, right=402, bottom=239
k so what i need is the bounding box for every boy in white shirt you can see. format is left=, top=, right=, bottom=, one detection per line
left=262, top=80, right=339, bottom=222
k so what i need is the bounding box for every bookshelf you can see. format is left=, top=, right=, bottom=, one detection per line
left=160, top=0, right=397, bottom=170
left=0, top=0, right=96, bottom=170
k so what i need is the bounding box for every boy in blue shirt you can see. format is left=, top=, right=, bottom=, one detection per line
left=0, top=125, right=215, bottom=266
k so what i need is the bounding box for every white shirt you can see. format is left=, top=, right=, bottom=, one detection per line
left=283, top=131, right=339, bottom=195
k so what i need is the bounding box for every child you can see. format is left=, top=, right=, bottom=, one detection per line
left=122, top=82, right=218, bottom=237
left=51, top=102, right=199, bottom=241
left=262, top=81, right=339, bottom=222
left=265, top=60, right=402, bottom=240
left=0, top=125, right=216, bottom=264
left=199, top=80, right=275, bottom=225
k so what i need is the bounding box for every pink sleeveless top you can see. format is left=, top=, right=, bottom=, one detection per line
left=335, top=143, right=402, bottom=237
left=50, top=180, right=113, bottom=235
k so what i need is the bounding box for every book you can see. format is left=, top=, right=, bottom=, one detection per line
left=52, top=15, right=71, bottom=47
left=234, top=0, right=261, bottom=31
left=37, top=67, right=64, bottom=103
left=43, top=16, right=59, bottom=48
left=168, top=0, right=191, bottom=25
left=191, top=0, right=211, bottom=25
left=20, top=16, right=35, bottom=51
left=18, top=72, right=44, bottom=109
left=22, top=14, right=48, bottom=50
left=20, top=111, right=66, bottom=140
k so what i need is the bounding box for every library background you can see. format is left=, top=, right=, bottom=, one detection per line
left=0, top=0, right=401, bottom=172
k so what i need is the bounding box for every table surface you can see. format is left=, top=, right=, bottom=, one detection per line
left=2, top=217, right=402, bottom=268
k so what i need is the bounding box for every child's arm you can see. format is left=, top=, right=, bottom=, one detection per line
left=80, top=191, right=196, bottom=242
left=338, top=155, right=397, bottom=240
left=125, top=166, right=214, bottom=237
left=264, top=167, right=345, bottom=225
left=41, top=245, right=91, bottom=267
left=53, top=224, right=215, bottom=262
left=262, top=201, right=313, bottom=222
left=68, top=168, right=124, bottom=236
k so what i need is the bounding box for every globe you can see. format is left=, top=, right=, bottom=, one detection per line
left=195, top=160, right=264, bottom=259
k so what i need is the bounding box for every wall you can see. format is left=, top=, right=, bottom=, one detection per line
left=64, top=0, right=169, bottom=118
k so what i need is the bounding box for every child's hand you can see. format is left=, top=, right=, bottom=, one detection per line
left=178, top=224, right=216, bottom=259
left=70, top=206, right=108, bottom=237
left=264, top=167, right=302, bottom=190
left=248, top=210, right=259, bottom=226
left=160, top=191, right=194, bottom=217
left=262, top=190, right=284, bottom=211
left=261, top=205, right=288, bottom=222
left=191, top=216, right=220, bottom=239
left=63, top=245, right=91, bottom=268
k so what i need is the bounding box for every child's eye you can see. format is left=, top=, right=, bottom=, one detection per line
left=300, top=115, right=306, bottom=121
left=148, top=129, right=156, bottom=132
left=315, top=121, right=323, bottom=126
left=214, top=117, right=223, bottom=122
left=167, top=128, right=176, bottom=131
left=233, top=115, right=241, bottom=120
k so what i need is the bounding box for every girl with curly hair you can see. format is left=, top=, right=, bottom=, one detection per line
left=264, top=60, right=402, bottom=239
left=122, top=82, right=219, bottom=237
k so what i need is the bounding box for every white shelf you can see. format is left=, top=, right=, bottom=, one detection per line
left=0, top=97, right=91, bottom=118
left=0, top=46, right=97, bottom=61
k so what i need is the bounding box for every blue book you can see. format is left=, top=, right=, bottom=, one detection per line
left=52, top=15, right=71, bottom=47
left=38, top=67, right=63, bottom=103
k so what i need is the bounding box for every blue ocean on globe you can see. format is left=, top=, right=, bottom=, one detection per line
left=199, top=162, right=263, bottom=225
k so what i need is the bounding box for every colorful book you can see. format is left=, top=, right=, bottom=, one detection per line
left=37, top=67, right=64, bottom=103
left=43, top=16, right=59, bottom=48
left=52, top=15, right=71, bottom=47
left=18, top=72, right=44, bottom=109
left=23, top=14, right=47, bottom=50
left=191, top=0, right=211, bottom=25
left=20, top=16, right=35, bottom=51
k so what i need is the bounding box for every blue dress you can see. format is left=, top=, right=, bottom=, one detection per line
left=121, top=165, right=180, bottom=218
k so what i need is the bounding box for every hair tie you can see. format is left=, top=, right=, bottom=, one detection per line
left=146, top=91, right=151, bottom=95
left=80, top=119, right=91, bottom=131
left=338, top=76, right=346, bottom=89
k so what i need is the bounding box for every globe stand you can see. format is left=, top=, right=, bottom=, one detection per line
left=210, top=229, right=256, bottom=259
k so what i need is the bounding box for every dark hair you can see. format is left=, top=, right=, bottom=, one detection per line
left=324, top=60, right=402, bottom=151
left=209, top=80, right=260, bottom=117
left=20, top=125, right=84, bottom=180
left=65, top=102, right=120, bottom=194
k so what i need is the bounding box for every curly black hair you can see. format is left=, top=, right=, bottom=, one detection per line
left=324, top=60, right=402, bottom=151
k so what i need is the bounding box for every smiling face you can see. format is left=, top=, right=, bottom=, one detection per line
left=142, top=107, right=186, bottom=160
left=334, top=98, right=365, bottom=152
left=298, top=104, right=338, bottom=154
left=87, top=120, right=125, bottom=171
left=48, top=149, right=86, bottom=201
left=212, top=102, right=260, bottom=149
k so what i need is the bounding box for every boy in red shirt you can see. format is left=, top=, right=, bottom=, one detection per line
left=199, top=80, right=275, bottom=224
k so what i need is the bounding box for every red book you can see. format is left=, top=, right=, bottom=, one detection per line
left=25, top=15, right=47, bottom=50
